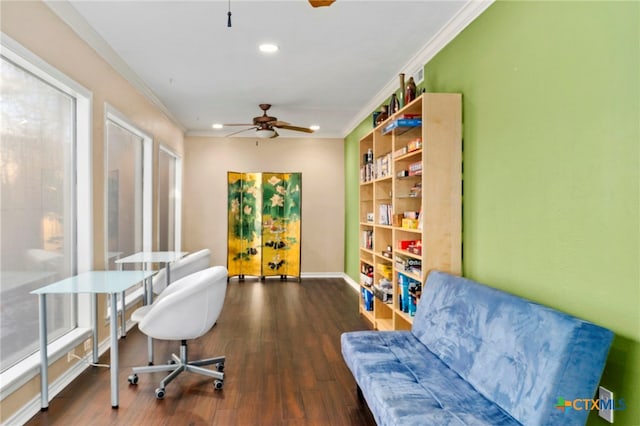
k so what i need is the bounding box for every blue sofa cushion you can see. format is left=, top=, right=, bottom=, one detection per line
left=341, top=330, right=520, bottom=426
left=411, top=271, right=614, bottom=425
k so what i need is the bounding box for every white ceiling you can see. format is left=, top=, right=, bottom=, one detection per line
left=48, top=1, right=491, bottom=138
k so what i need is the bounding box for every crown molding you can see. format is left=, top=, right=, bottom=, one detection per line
left=342, top=0, right=494, bottom=138
left=43, top=1, right=187, bottom=134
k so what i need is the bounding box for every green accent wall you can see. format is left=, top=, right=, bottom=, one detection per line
left=344, top=119, right=372, bottom=279
left=344, top=1, right=639, bottom=423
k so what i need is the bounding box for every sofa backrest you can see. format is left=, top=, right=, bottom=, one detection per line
left=411, top=271, right=613, bottom=426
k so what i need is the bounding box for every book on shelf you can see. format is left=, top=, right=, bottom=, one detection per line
left=378, top=203, right=392, bottom=226
left=375, top=153, right=392, bottom=179
left=362, top=230, right=373, bottom=250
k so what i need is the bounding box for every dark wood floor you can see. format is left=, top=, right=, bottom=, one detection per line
left=26, top=277, right=376, bottom=426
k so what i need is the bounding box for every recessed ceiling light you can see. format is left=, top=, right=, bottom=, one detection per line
left=310, top=125, right=320, bottom=131
left=212, top=123, right=223, bottom=129
left=259, top=43, right=279, bottom=53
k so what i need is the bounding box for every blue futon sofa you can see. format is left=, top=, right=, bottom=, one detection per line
left=341, top=271, right=613, bottom=425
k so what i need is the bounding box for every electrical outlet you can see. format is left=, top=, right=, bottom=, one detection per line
left=84, top=338, right=92, bottom=352
left=599, top=386, right=614, bottom=423
left=67, top=350, right=74, bottom=363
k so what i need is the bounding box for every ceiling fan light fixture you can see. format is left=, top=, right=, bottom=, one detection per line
left=256, top=128, right=277, bottom=138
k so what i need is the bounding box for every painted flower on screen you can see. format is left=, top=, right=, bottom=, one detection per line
left=268, top=176, right=281, bottom=186
left=270, top=193, right=284, bottom=207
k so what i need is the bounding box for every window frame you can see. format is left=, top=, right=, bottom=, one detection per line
left=0, top=32, right=93, bottom=397
left=103, top=105, right=153, bottom=314
left=157, top=144, right=182, bottom=253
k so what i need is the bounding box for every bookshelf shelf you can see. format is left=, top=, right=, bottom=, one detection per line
left=358, top=93, right=462, bottom=330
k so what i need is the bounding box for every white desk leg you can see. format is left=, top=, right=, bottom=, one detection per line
left=91, top=293, right=99, bottom=364
left=146, top=262, right=154, bottom=365
left=110, top=293, right=119, bottom=408
left=38, top=294, right=49, bottom=410
left=118, top=263, right=126, bottom=338
left=120, top=291, right=127, bottom=338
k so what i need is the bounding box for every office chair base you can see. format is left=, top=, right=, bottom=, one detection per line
left=128, top=340, right=225, bottom=399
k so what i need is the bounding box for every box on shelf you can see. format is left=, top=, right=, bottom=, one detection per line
left=373, top=280, right=393, bottom=303
left=407, top=137, right=422, bottom=152
left=393, top=147, right=408, bottom=158
left=376, top=263, right=392, bottom=280
left=408, top=161, right=422, bottom=176
left=403, top=211, right=419, bottom=219
left=392, top=214, right=404, bottom=227
left=360, top=273, right=373, bottom=287
left=407, top=242, right=422, bottom=255
left=382, top=118, right=422, bottom=135
left=360, top=263, right=374, bottom=287
left=398, top=240, right=419, bottom=250
left=398, top=274, right=421, bottom=314
left=396, top=256, right=422, bottom=276
left=361, top=288, right=373, bottom=311
left=402, top=218, right=419, bottom=229
left=398, top=239, right=422, bottom=255
left=408, top=183, right=422, bottom=197
left=408, top=282, right=422, bottom=316
left=396, top=113, right=421, bottom=120
left=366, top=212, right=374, bottom=223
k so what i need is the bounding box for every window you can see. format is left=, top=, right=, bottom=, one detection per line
left=105, top=118, right=143, bottom=270
left=104, top=106, right=152, bottom=300
left=0, top=36, right=91, bottom=373
left=157, top=146, right=181, bottom=252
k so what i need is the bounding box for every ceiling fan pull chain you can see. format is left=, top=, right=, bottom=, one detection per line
left=227, top=0, right=232, bottom=28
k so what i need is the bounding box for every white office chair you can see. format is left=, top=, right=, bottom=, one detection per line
left=152, top=248, right=211, bottom=295
left=132, top=248, right=211, bottom=320
left=128, top=266, right=228, bottom=399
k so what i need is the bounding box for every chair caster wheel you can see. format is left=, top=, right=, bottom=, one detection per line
left=155, top=387, right=165, bottom=399
left=215, top=362, right=224, bottom=372
left=213, top=380, right=223, bottom=390
left=168, top=359, right=176, bottom=365
left=128, top=374, right=138, bottom=385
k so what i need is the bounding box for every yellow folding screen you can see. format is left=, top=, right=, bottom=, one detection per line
left=227, top=172, right=301, bottom=280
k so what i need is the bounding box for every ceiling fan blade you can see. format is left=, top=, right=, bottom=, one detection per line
left=309, top=0, right=335, bottom=7
left=226, top=127, right=257, bottom=137
left=274, top=124, right=315, bottom=133
left=271, top=120, right=290, bottom=127
left=222, top=123, right=254, bottom=127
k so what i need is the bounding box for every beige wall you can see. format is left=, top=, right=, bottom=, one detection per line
left=0, top=1, right=184, bottom=421
left=183, top=136, right=345, bottom=273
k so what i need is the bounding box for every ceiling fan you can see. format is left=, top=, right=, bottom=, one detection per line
left=224, top=104, right=315, bottom=139
left=308, top=0, right=336, bottom=7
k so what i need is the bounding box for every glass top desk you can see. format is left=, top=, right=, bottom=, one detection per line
left=32, top=270, right=156, bottom=410
left=115, top=251, right=187, bottom=362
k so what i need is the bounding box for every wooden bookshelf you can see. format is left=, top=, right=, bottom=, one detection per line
left=357, top=93, right=462, bottom=330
